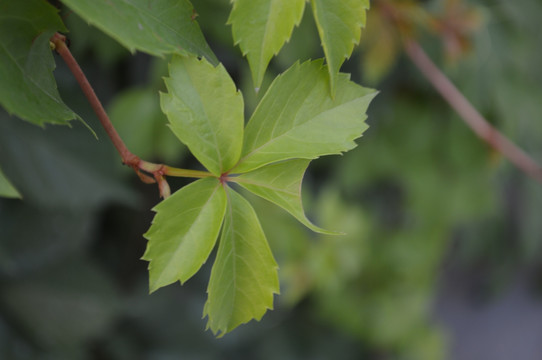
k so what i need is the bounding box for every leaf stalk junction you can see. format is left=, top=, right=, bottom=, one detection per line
left=50, top=33, right=214, bottom=198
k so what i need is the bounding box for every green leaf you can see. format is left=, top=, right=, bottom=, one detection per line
left=143, top=178, right=227, bottom=292
left=61, top=0, right=217, bottom=64
left=311, top=0, right=370, bottom=93
left=0, top=0, right=77, bottom=125
left=161, top=56, right=244, bottom=176
left=234, top=60, right=376, bottom=173
left=204, top=187, right=279, bottom=336
left=235, top=159, right=338, bottom=234
left=0, top=166, right=20, bottom=198
left=228, top=0, right=305, bottom=89
left=0, top=112, right=134, bottom=209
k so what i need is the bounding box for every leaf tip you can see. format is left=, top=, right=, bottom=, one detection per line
left=148, top=282, right=160, bottom=294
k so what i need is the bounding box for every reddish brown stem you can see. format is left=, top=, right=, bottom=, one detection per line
left=404, top=39, right=542, bottom=184
left=51, top=33, right=137, bottom=165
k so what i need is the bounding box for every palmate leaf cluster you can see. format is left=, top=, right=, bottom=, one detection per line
left=145, top=55, right=374, bottom=335
left=0, top=0, right=375, bottom=335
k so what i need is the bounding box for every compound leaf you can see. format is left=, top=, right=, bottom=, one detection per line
left=235, top=159, right=338, bottom=234
left=233, top=59, right=376, bottom=173
left=143, top=178, right=227, bottom=293
left=204, top=187, right=279, bottom=336
left=0, top=166, right=20, bottom=198
left=311, top=0, right=370, bottom=93
left=161, top=56, right=244, bottom=176
left=228, top=0, right=305, bottom=89
left=61, top=0, right=217, bottom=63
left=0, top=0, right=77, bottom=125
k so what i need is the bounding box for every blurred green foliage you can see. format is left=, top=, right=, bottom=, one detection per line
left=1, top=0, right=542, bottom=359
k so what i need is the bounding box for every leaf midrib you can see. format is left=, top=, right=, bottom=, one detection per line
left=235, top=177, right=297, bottom=196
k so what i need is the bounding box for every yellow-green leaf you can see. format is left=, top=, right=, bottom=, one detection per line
left=161, top=56, right=244, bottom=176
left=228, top=0, right=305, bottom=89
left=143, top=178, right=227, bottom=292
left=235, top=159, right=339, bottom=234
left=234, top=60, right=376, bottom=173
left=311, top=0, right=370, bottom=94
left=204, top=187, right=279, bottom=336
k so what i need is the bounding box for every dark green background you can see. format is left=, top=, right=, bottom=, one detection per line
left=1, top=0, right=542, bottom=359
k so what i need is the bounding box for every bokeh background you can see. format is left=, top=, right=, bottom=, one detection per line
left=2, top=0, right=542, bottom=359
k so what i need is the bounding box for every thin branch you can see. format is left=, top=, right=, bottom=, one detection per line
left=50, top=33, right=213, bottom=197
left=51, top=33, right=135, bottom=164
left=403, top=38, right=542, bottom=184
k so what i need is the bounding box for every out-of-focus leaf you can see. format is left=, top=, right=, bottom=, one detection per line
left=0, top=167, right=20, bottom=199
left=204, top=187, right=279, bottom=336
left=311, top=0, right=369, bottom=93
left=143, top=178, right=227, bottom=292
left=0, top=0, right=78, bottom=125
left=64, top=11, right=129, bottom=66
left=312, top=188, right=368, bottom=280
left=228, top=0, right=305, bottom=89
left=161, top=56, right=244, bottom=176
left=0, top=202, right=93, bottom=277
left=434, top=0, right=483, bottom=64
left=108, top=88, right=185, bottom=164
left=61, top=0, right=217, bottom=64
left=192, top=0, right=233, bottom=47
left=359, top=1, right=433, bottom=84
left=360, top=8, right=401, bottom=84
left=0, top=112, right=134, bottom=209
left=0, top=259, right=120, bottom=350
left=275, top=7, right=321, bottom=68
left=234, top=60, right=376, bottom=173
left=235, top=159, right=336, bottom=234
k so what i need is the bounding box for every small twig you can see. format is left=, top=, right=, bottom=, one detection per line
left=51, top=33, right=135, bottom=164
left=403, top=38, right=542, bottom=184
left=50, top=33, right=213, bottom=197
